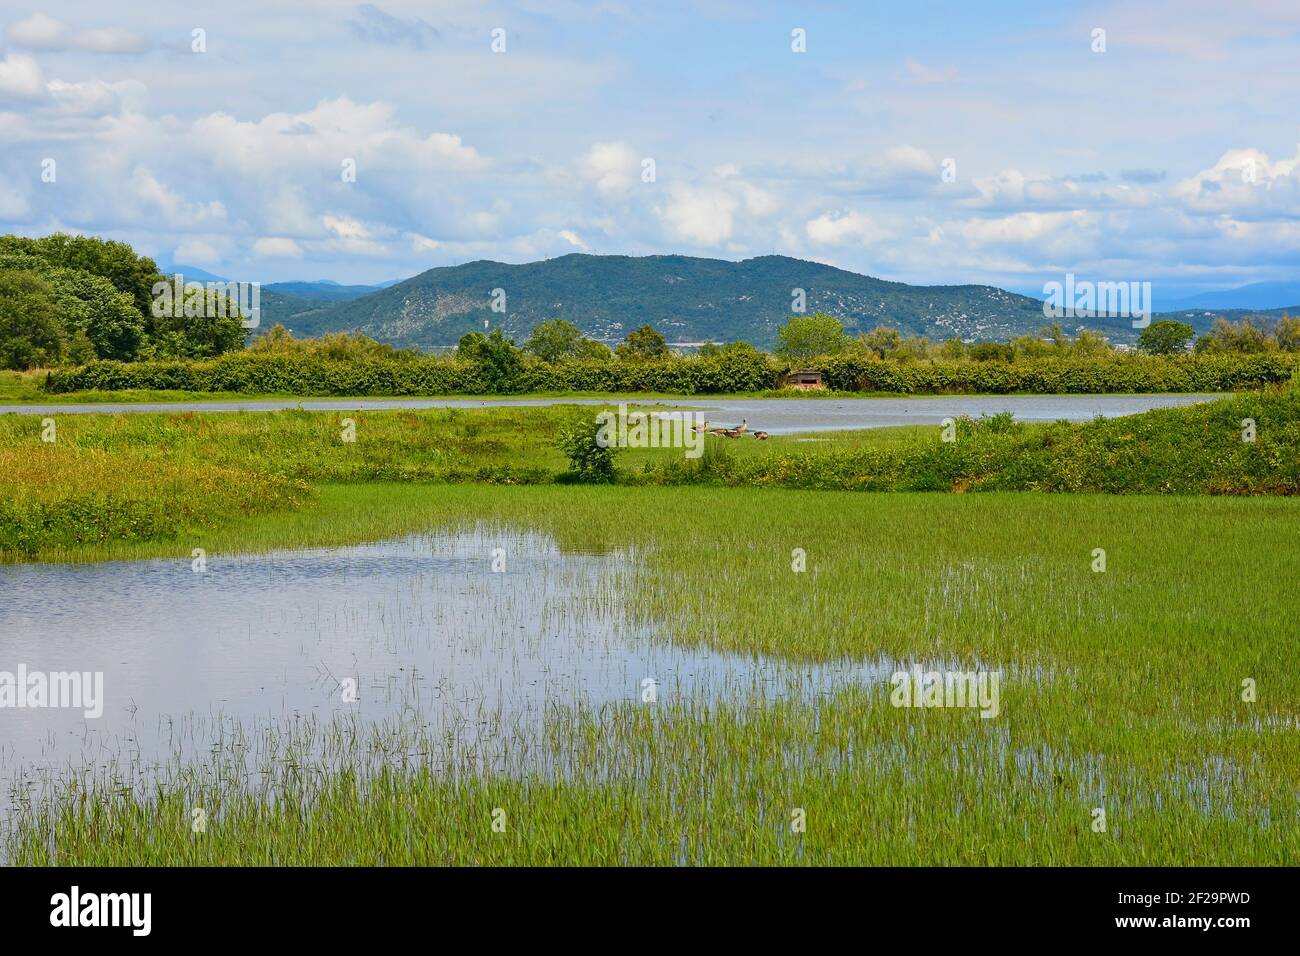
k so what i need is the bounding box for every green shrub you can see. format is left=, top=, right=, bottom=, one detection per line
left=42, top=351, right=1300, bottom=397
left=556, top=416, right=618, bottom=482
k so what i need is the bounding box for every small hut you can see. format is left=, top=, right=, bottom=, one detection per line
left=783, top=369, right=825, bottom=390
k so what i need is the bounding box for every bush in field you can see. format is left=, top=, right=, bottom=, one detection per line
left=249, top=324, right=418, bottom=361
left=556, top=416, right=617, bottom=482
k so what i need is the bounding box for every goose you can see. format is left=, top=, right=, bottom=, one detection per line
left=752, top=431, right=770, bottom=440
left=733, top=418, right=748, bottom=436
left=692, top=419, right=711, bottom=434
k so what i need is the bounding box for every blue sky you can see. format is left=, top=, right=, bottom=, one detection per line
left=2, top=1, right=1299, bottom=298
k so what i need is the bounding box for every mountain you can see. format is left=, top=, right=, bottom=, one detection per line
left=156, top=263, right=229, bottom=283
left=278, top=253, right=1137, bottom=349
left=263, top=281, right=381, bottom=303
left=1159, top=282, right=1300, bottom=312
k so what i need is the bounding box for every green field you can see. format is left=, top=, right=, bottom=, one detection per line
left=6, top=484, right=1298, bottom=864
left=3, top=392, right=1298, bottom=865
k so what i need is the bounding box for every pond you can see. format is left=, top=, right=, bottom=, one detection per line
left=0, top=530, right=896, bottom=811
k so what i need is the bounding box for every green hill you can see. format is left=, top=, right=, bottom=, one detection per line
left=273, top=254, right=1094, bottom=348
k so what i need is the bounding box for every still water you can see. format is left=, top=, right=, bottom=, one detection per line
left=0, top=393, right=1225, bottom=434
left=0, top=531, right=894, bottom=809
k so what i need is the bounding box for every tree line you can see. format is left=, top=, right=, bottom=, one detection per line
left=0, top=233, right=245, bottom=370
left=6, top=233, right=1300, bottom=371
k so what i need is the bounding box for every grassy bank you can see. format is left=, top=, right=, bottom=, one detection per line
left=7, top=485, right=1298, bottom=864
left=4, top=388, right=1298, bottom=559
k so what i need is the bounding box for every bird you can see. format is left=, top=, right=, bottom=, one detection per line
left=692, top=419, right=711, bottom=433
left=752, top=431, right=770, bottom=440
left=733, top=418, right=748, bottom=436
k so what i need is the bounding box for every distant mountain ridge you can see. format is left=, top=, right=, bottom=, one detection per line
left=167, top=255, right=1300, bottom=346
left=272, top=253, right=1139, bottom=349
left=1159, top=281, right=1300, bottom=312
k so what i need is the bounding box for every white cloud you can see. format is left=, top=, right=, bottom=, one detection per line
left=173, top=238, right=223, bottom=265
left=658, top=185, right=736, bottom=245
left=322, top=215, right=371, bottom=241
left=0, top=54, right=47, bottom=99
left=5, top=14, right=147, bottom=54
left=5, top=14, right=66, bottom=49
left=805, top=210, right=890, bottom=246
left=557, top=229, right=589, bottom=250
left=1173, top=146, right=1300, bottom=214
left=252, top=237, right=303, bottom=258
left=581, top=141, right=640, bottom=198
left=193, top=98, right=485, bottom=178
left=407, top=232, right=442, bottom=252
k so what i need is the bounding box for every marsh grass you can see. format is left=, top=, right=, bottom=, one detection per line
left=5, top=485, right=1298, bottom=864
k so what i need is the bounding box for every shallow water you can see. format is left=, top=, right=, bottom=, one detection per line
left=0, top=393, right=1225, bottom=434
left=0, top=530, right=896, bottom=809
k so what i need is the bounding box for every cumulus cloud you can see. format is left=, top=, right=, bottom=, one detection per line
left=659, top=185, right=736, bottom=245
left=5, top=14, right=147, bottom=54
left=0, top=54, right=46, bottom=99
left=581, top=141, right=640, bottom=198
left=805, top=210, right=890, bottom=246
left=253, top=238, right=303, bottom=258
left=1173, top=146, right=1300, bottom=214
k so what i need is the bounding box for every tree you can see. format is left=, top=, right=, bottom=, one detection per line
left=938, top=337, right=967, bottom=360
left=1274, top=314, right=1300, bottom=352
left=146, top=285, right=246, bottom=359
left=523, top=319, right=604, bottom=363
left=0, top=233, right=162, bottom=316
left=0, top=270, right=63, bottom=369
left=969, top=342, right=1014, bottom=362
left=1040, top=322, right=1069, bottom=348
left=777, top=314, right=849, bottom=361
left=1137, top=320, right=1194, bottom=355
left=51, top=268, right=145, bottom=361
left=616, top=324, right=669, bottom=361
left=858, top=324, right=901, bottom=360
left=1071, top=329, right=1111, bottom=356
left=1195, top=317, right=1271, bottom=354
left=457, top=328, right=523, bottom=391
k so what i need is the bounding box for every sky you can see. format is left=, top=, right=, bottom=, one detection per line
left=2, top=0, right=1300, bottom=297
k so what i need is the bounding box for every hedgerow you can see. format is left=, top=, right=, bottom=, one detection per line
left=42, top=351, right=1300, bottom=396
